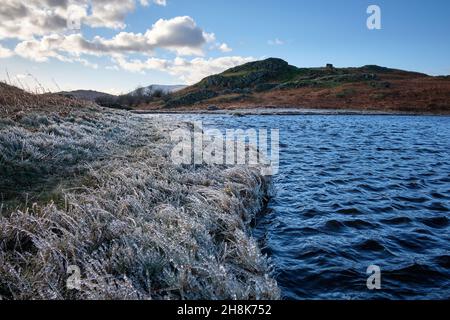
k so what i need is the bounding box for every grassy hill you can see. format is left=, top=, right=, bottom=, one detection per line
left=141, top=58, right=450, bottom=114
left=0, top=82, right=94, bottom=117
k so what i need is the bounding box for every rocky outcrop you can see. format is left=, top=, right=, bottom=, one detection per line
left=198, top=58, right=295, bottom=90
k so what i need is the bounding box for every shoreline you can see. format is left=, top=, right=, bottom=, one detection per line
left=0, top=106, right=279, bottom=300
left=132, top=107, right=450, bottom=117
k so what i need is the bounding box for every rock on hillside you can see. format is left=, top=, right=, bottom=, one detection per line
left=197, top=58, right=297, bottom=90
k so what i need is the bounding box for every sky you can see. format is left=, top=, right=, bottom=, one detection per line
left=0, top=0, right=449, bottom=94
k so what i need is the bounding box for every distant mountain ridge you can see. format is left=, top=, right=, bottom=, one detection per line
left=60, top=85, right=187, bottom=102
left=129, top=84, right=187, bottom=96
left=59, top=90, right=116, bottom=102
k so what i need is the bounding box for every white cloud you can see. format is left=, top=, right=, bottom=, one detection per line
left=14, top=35, right=98, bottom=69
left=2, top=1, right=245, bottom=84
left=145, top=16, right=215, bottom=56
left=14, top=16, right=215, bottom=61
left=0, top=0, right=168, bottom=40
left=15, top=34, right=72, bottom=62
left=86, top=0, right=135, bottom=29
left=218, top=43, right=232, bottom=53
left=113, top=55, right=255, bottom=84
left=78, top=58, right=99, bottom=69
left=113, top=56, right=168, bottom=73
left=0, top=44, right=13, bottom=58
left=140, top=0, right=167, bottom=6
left=268, top=38, right=285, bottom=46
left=0, top=1, right=67, bottom=40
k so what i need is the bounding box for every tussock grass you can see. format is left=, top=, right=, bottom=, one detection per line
left=0, top=93, right=279, bottom=300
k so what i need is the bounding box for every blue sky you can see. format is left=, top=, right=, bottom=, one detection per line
left=0, top=0, right=449, bottom=94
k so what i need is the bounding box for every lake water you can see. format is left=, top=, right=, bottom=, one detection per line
left=149, top=114, right=450, bottom=300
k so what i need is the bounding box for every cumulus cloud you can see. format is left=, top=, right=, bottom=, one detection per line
left=0, top=0, right=168, bottom=39
left=113, top=56, right=169, bottom=73
left=146, top=16, right=215, bottom=55
left=113, top=55, right=255, bottom=83
left=0, top=44, right=13, bottom=58
left=218, top=43, right=232, bottom=53
left=14, top=35, right=98, bottom=69
left=2, top=1, right=245, bottom=83
left=13, top=16, right=215, bottom=61
left=0, top=1, right=68, bottom=40
left=86, top=0, right=135, bottom=29
left=15, top=34, right=69, bottom=62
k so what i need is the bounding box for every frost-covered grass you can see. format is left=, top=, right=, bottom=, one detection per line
left=0, top=82, right=92, bottom=118
left=0, top=101, right=279, bottom=300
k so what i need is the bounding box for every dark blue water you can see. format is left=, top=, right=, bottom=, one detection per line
left=153, top=114, right=450, bottom=300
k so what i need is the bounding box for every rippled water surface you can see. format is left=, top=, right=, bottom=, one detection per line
left=153, top=114, right=450, bottom=299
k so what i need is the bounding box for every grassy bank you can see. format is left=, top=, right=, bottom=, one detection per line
left=0, top=86, right=279, bottom=300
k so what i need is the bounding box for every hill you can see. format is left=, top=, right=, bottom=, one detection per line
left=58, top=90, right=116, bottom=102
left=59, top=86, right=186, bottom=102
left=58, top=85, right=187, bottom=110
left=1, top=82, right=93, bottom=117
left=128, top=84, right=187, bottom=96
left=141, top=58, right=450, bottom=114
